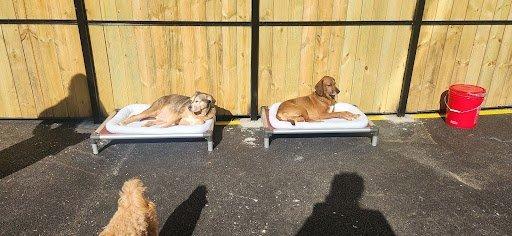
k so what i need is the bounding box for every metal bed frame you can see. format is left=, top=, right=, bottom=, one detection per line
left=261, top=106, right=379, bottom=148
left=90, top=110, right=215, bottom=154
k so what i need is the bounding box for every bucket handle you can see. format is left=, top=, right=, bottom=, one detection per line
left=444, top=96, right=482, bottom=114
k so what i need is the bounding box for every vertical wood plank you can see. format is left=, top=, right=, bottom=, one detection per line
left=298, top=0, right=319, bottom=95
left=465, top=0, right=498, bottom=85
left=3, top=25, right=38, bottom=117
left=418, top=1, right=453, bottom=110
left=0, top=25, right=22, bottom=117
left=339, top=0, right=362, bottom=102
left=271, top=0, right=290, bottom=102
left=284, top=1, right=303, bottom=100
left=90, top=26, right=115, bottom=115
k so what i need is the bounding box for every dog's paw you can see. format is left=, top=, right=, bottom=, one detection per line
left=142, top=121, right=154, bottom=127
left=349, top=113, right=360, bottom=120
left=339, top=112, right=359, bottom=120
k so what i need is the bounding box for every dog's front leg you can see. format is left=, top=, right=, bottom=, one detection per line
left=316, top=112, right=358, bottom=120
left=331, top=111, right=359, bottom=120
left=143, top=119, right=165, bottom=127
left=159, top=116, right=181, bottom=128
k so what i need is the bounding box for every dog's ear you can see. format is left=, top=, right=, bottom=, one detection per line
left=190, top=91, right=200, bottom=101
left=208, top=95, right=216, bottom=104
left=315, top=78, right=325, bottom=97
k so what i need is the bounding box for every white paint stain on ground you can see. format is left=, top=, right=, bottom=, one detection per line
left=386, top=115, right=417, bottom=123
left=239, top=118, right=263, bottom=128
left=243, top=137, right=257, bottom=146
left=294, top=155, right=304, bottom=161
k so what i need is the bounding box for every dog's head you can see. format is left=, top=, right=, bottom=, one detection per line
left=117, top=178, right=148, bottom=208
left=314, top=76, right=340, bottom=100
left=188, top=91, right=216, bottom=115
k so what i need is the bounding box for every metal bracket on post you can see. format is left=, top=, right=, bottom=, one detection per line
left=74, top=0, right=102, bottom=123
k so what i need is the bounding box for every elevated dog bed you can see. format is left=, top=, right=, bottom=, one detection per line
left=262, top=103, right=378, bottom=148
left=90, top=104, right=215, bottom=154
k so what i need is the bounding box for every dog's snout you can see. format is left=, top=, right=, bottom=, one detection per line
left=335, top=87, right=341, bottom=94
left=207, top=100, right=211, bottom=104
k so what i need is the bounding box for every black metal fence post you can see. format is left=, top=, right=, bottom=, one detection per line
left=250, top=0, right=260, bottom=120
left=397, top=0, right=426, bottom=117
left=74, top=0, right=101, bottom=123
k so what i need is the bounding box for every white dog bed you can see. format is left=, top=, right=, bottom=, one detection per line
left=262, top=103, right=378, bottom=148
left=90, top=104, right=215, bottom=154
left=268, top=102, right=369, bottom=129
left=105, top=104, right=213, bottom=135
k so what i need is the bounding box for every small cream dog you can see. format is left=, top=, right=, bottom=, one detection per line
left=100, top=178, right=158, bottom=236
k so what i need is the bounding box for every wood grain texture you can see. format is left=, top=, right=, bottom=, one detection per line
left=424, top=0, right=512, bottom=20
left=2, top=0, right=511, bottom=118
left=0, top=0, right=76, bottom=19
left=0, top=25, right=89, bottom=118
left=258, top=26, right=411, bottom=113
left=260, top=0, right=415, bottom=21
left=84, top=0, right=251, bottom=21
left=90, top=25, right=251, bottom=115
left=407, top=0, right=512, bottom=112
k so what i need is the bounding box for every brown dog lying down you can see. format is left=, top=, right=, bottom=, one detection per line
left=120, top=91, right=216, bottom=127
left=277, top=76, right=359, bottom=125
left=99, top=178, right=158, bottom=236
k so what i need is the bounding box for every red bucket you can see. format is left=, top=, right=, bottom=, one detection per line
left=445, top=84, right=486, bottom=129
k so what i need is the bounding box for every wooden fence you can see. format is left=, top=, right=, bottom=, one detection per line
left=0, top=0, right=511, bottom=119
left=408, top=0, right=512, bottom=112
left=0, top=1, right=90, bottom=118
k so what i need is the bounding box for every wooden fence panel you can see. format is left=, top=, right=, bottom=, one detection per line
left=407, top=2, right=512, bottom=112
left=423, top=0, right=512, bottom=20
left=84, top=0, right=251, bottom=21
left=258, top=25, right=412, bottom=113
left=260, top=0, right=416, bottom=21
left=90, top=26, right=251, bottom=115
left=0, top=0, right=76, bottom=19
left=0, top=25, right=90, bottom=118
left=1, top=0, right=511, bottom=118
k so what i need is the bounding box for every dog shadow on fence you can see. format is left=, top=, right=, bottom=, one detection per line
left=0, top=74, right=89, bottom=179
left=159, top=185, right=208, bottom=236
left=296, top=173, right=395, bottom=236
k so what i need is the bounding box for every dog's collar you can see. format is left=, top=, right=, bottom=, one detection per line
left=315, top=94, right=335, bottom=105
left=203, top=104, right=213, bottom=116
left=195, top=104, right=213, bottom=117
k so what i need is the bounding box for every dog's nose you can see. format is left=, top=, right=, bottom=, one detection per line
left=207, top=100, right=211, bottom=104
left=335, top=88, right=341, bottom=94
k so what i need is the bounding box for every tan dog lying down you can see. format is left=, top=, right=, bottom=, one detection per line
left=120, top=92, right=216, bottom=127
left=277, top=76, right=359, bottom=125
left=99, top=178, right=158, bottom=236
